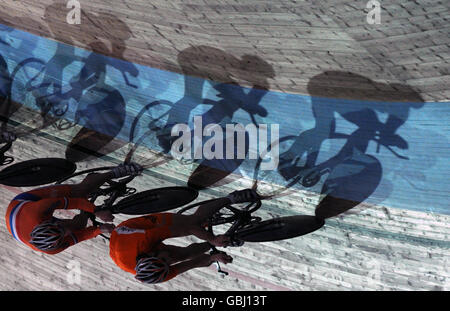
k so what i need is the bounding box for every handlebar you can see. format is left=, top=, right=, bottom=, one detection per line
left=209, top=245, right=229, bottom=276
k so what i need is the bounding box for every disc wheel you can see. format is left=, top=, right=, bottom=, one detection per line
left=234, top=215, right=325, bottom=242
left=0, top=158, right=76, bottom=187
left=112, top=186, right=198, bottom=215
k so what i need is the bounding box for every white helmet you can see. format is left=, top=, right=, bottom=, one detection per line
left=29, top=220, right=65, bottom=251
left=135, top=256, right=169, bottom=284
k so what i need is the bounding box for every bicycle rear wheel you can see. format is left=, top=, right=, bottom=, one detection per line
left=0, top=158, right=76, bottom=187
left=112, top=186, right=198, bottom=215
left=234, top=215, right=324, bottom=242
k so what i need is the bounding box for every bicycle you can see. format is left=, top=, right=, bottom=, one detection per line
left=0, top=111, right=76, bottom=187
left=252, top=110, right=410, bottom=218
left=174, top=185, right=325, bottom=276
left=55, top=164, right=199, bottom=225
left=0, top=66, right=76, bottom=187
left=0, top=51, right=137, bottom=186
left=82, top=178, right=324, bottom=276
left=129, top=78, right=270, bottom=168
left=9, top=58, right=76, bottom=131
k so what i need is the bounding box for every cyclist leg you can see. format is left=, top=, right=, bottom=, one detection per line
left=155, top=242, right=211, bottom=265
left=171, top=198, right=230, bottom=230
left=168, top=198, right=231, bottom=246
left=70, top=162, right=142, bottom=198
left=69, top=171, right=116, bottom=198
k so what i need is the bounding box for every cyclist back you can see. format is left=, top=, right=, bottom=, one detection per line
left=109, top=189, right=259, bottom=284
left=5, top=162, right=142, bottom=254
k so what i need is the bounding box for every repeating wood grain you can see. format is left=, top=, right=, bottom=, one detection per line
left=0, top=104, right=448, bottom=291
left=0, top=0, right=448, bottom=101
left=0, top=0, right=448, bottom=291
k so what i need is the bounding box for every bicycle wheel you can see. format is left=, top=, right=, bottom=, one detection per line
left=129, top=100, right=174, bottom=152
left=10, top=58, right=48, bottom=112
left=234, top=215, right=324, bottom=242
left=0, top=158, right=76, bottom=187
left=112, top=186, right=198, bottom=215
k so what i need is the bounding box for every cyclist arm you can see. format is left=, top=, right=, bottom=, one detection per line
left=165, top=253, right=232, bottom=282
left=38, top=198, right=97, bottom=214
left=240, top=87, right=268, bottom=116
left=53, top=211, right=90, bottom=232
left=184, top=225, right=230, bottom=247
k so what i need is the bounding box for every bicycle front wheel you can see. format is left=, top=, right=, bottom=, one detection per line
left=234, top=215, right=324, bottom=242
left=112, top=186, right=198, bottom=215
left=0, top=158, right=76, bottom=187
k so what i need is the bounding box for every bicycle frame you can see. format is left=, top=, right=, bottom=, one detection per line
left=177, top=197, right=263, bottom=248
left=55, top=165, right=138, bottom=210
left=204, top=199, right=263, bottom=276
left=90, top=175, right=137, bottom=210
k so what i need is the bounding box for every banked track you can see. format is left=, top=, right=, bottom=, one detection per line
left=0, top=0, right=448, bottom=290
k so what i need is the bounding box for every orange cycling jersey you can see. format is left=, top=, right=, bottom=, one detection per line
left=5, top=185, right=102, bottom=254
left=109, top=213, right=178, bottom=282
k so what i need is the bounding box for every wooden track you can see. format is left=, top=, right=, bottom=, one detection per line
left=0, top=0, right=448, bottom=101
left=0, top=0, right=448, bottom=291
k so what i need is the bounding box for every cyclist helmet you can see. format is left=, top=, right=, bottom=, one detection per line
left=135, top=256, right=169, bottom=284
left=29, top=220, right=65, bottom=251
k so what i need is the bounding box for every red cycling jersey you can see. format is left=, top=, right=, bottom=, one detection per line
left=109, top=213, right=178, bottom=282
left=5, top=185, right=102, bottom=254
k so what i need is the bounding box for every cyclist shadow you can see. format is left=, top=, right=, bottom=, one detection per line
left=40, top=3, right=138, bottom=162
left=65, top=42, right=133, bottom=163
left=275, top=71, right=425, bottom=219
left=186, top=82, right=270, bottom=189
left=160, top=45, right=275, bottom=190
left=0, top=53, right=12, bottom=124
left=0, top=20, right=42, bottom=124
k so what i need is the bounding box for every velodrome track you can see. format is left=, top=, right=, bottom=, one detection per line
left=0, top=0, right=448, bottom=290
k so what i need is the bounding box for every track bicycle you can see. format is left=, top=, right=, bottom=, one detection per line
left=64, top=164, right=324, bottom=247
left=81, top=175, right=324, bottom=275
left=55, top=163, right=199, bottom=222
left=0, top=55, right=78, bottom=187
left=252, top=112, right=410, bottom=200
left=175, top=186, right=325, bottom=275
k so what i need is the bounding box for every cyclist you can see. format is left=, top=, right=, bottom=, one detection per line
left=5, top=162, right=143, bottom=254
left=109, top=188, right=259, bottom=284
left=278, top=71, right=424, bottom=180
